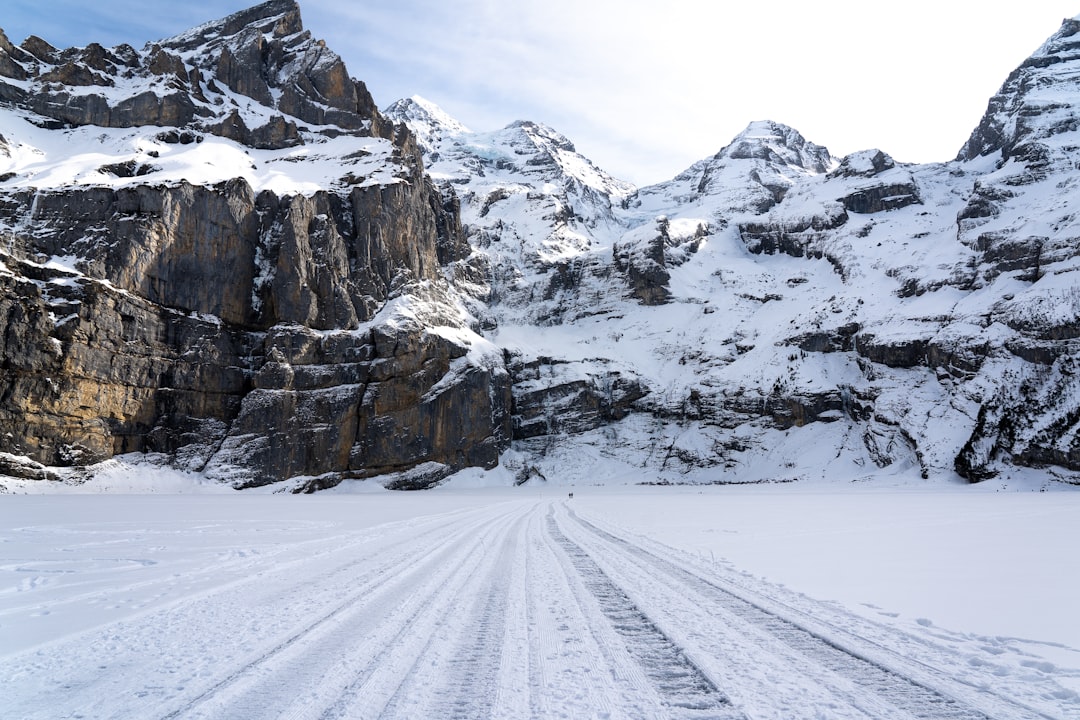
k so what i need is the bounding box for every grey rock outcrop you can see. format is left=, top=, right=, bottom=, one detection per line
left=0, top=176, right=509, bottom=488
left=0, top=0, right=393, bottom=150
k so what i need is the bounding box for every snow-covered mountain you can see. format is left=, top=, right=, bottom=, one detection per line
left=386, top=16, right=1080, bottom=487
left=1, top=2, right=1079, bottom=490
left=385, top=96, right=635, bottom=327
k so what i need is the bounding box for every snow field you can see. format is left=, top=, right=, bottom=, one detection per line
left=0, top=110, right=401, bottom=197
left=1, top=484, right=1077, bottom=718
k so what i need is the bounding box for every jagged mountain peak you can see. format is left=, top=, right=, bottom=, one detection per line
left=1030, top=15, right=1080, bottom=64
left=505, top=119, right=574, bottom=150
left=386, top=96, right=470, bottom=133
left=485, top=119, right=635, bottom=197
left=716, top=119, right=834, bottom=174
left=0, top=0, right=392, bottom=153
left=383, top=95, right=470, bottom=153
left=389, top=102, right=635, bottom=200
left=634, top=120, right=833, bottom=214
left=498, top=118, right=635, bottom=198
left=958, top=16, right=1080, bottom=162
left=162, top=0, right=303, bottom=51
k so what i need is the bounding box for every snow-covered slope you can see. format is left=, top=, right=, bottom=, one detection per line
left=0, top=110, right=402, bottom=196
left=386, top=16, right=1080, bottom=488
left=385, top=97, right=636, bottom=327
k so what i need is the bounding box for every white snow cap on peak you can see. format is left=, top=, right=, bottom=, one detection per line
left=386, top=96, right=470, bottom=134
left=383, top=96, right=471, bottom=154
left=737, top=119, right=792, bottom=140
left=718, top=119, right=834, bottom=174
left=408, top=95, right=471, bottom=134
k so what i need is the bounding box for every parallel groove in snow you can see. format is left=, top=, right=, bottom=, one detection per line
left=438, top=528, right=517, bottom=720
left=562, top=507, right=1013, bottom=720
left=5, top=498, right=1063, bottom=719
left=310, top=506, right=521, bottom=720
left=156, top=504, right=527, bottom=720
left=371, top=509, right=526, bottom=720
left=527, top=509, right=656, bottom=718
left=545, top=511, right=745, bottom=719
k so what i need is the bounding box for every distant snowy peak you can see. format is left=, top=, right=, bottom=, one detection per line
left=382, top=95, right=470, bottom=157
left=959, top=16, right=1080, bottom=162
left=634, top=120, right=834, bottom=215
left=383, top=96, right=469, bottom=153
left=495, top=120, right=635, bottom=197
left=506, top=120, right=575, bottom=153
left=390, top=99, right=636, bottom=200
left=716, top=120, right=835, bottom=174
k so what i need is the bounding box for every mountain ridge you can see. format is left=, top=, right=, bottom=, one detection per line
left=1, top=3, right=1079, bottom=490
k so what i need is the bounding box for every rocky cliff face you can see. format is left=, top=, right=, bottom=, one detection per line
left=0, top=0, right=391, bottom=149
left=0, top=1, right=508, bottom=490
left=947, top=17, right=1080, bottom=480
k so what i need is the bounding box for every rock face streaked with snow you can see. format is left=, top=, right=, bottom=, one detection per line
left=386, top=17, right=1080, bottom=487
left=2, top=3, right=1080, bottom=489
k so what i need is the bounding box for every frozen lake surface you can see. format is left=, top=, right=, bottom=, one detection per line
left=1, top=481, right=1078, bottom=718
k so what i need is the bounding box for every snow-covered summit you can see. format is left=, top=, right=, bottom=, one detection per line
left=0, top=0, right=414, bottom=195
left=0, top=0, right=393, bottom=155
left=959, top=16, right=1080, bottom=163
left=492, top=119, right=636, bottom=198
left=951, top=15, right=1080, bottom=304
left=383, top=96, right=470, bottom=153
left=716, top=120, right=834, bottom=173
left=159, top=0, right=302, bottom=50
left=386, top=97, right=634, bottom=199
left=631, top=119, right=834, bottom=217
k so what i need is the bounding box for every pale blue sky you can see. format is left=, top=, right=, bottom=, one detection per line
left=2, top=1, right=1077, bottom=185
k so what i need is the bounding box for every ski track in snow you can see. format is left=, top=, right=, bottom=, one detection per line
left=545, top=510, right=741, bottom=718
left=556, top=507, right=1055, bottom=720
left=0, top=498, right=1070, bottom=720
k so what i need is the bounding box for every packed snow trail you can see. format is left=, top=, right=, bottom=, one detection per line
left=0, top=497, right=1065, bottom=719
left=556, top=506, right=1053, bottom=720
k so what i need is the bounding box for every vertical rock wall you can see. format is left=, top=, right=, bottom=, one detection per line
left=0, top=176, right=510, bottom=488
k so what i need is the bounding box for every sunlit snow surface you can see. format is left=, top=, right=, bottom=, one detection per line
left=1, top=472, right=1078, bottom=719
left=0, top=110, right=402, bottom=196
